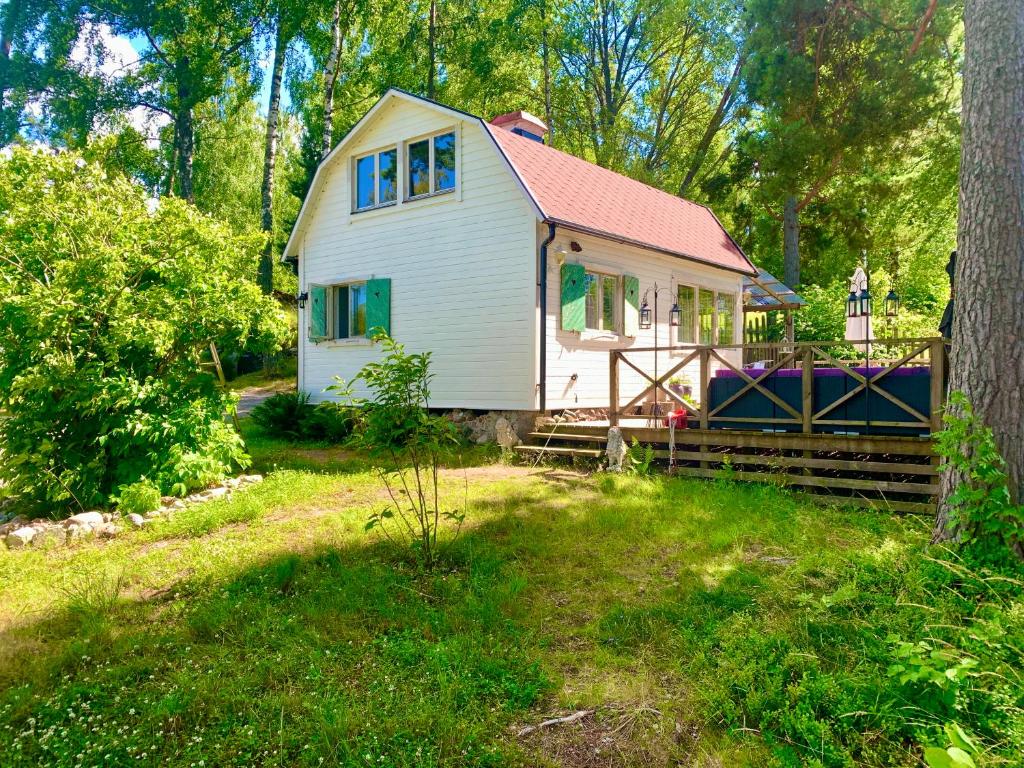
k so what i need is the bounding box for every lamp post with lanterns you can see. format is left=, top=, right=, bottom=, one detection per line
left=638, top=283, right=681, bottom=417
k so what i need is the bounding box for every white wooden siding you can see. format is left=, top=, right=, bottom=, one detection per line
left=542, top=226, right=744, bottom=411
left=297, top=98, right=538, bottom=409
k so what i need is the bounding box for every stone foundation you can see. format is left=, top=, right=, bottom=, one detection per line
left=443, top=408, right=610, bottom=446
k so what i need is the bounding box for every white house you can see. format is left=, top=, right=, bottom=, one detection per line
left=284, top=89, right=757, bottom=417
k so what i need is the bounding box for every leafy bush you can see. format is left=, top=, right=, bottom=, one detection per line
left=250, top=392, right=357, bottom=442
left=328, top=333, right=463, bottom=568
left=0, top=149, right=287, bottom=511
left=114, top=479, right=161, bottom=515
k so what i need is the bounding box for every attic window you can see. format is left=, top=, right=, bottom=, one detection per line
left=407, top=131, right=456, bottom=199
left=353, top=147, right=397, bottom=212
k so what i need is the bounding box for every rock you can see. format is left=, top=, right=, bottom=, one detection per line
left=65, top=523, right=91, bottom=542
left=606, top=426, right=627, bottom=472
left=5, top=526, right=36, bottom=549
left=160, top=496, right=177, bottom=506
left=127, top=513, right=146, bottom=529
left=65, top=511, right=104, bottom=528
left=95, top=522, right=121, bottom=539
left=238, top=474, right=263, bottom=484
left=101, top=512, right=113, bottom=523
left=32, top=525, right=65, bottom=548
left=144, top=509, right=162, bottom=519
left=205, top=486, right=229, bottom=499
left=495, top=417, right=521, bottom=450
left=0, top=515, right=27, bottom=537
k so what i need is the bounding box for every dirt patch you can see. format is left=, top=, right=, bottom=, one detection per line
left=518, top=706, right=677, bottom=767
left=440, top=464, right=546, bottom=482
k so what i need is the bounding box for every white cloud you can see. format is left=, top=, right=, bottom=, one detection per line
left=70, top=23, right=170, bottom=147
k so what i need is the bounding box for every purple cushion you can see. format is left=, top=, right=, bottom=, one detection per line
left=714, top=365, right=930, bottom=379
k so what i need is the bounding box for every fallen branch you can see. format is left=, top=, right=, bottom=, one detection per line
left=517, top=709, right=594, bottom=737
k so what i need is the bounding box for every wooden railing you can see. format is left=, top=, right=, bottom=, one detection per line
left=608, top=337, right=948, bottom=435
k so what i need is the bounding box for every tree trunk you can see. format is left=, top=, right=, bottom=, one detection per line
left=934, top=0, right=1024, bottom=548
left=540, top=1, right=553, bottom=144
left=0, top=0, right=22, bottom=110
left=259, top=21, right=287, bottom=295
left=783, top=195, right=800, bottom=288
left=427, top=0, right=437, bottom=100
left=173, top=101, right=194, bottom=202
left=321, top=0, right=342, bottom=162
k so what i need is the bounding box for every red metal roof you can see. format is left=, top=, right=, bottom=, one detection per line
left=485, top=123, right=756, bottom=275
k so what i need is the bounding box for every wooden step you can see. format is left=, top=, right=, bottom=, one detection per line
left=514, top=445, right=604, bottom=458
left=528, top=432, right=608, bottom=443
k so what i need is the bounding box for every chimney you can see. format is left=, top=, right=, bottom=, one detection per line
left=489, top=110, right=548, bottom=143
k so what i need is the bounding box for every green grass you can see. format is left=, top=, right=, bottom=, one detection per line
left=0, top=432, right=1020, bottom=767
left=227, top=355, right=297, bottom=391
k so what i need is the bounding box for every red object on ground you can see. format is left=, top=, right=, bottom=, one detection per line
left=663, top=409, right=689, bottom=428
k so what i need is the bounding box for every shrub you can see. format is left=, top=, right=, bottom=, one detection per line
left=0, top=149, right=287, bottom=511
left=328, top=333, right=463, bottom=568
left=250, top=392, right=357, bottom=443
left=114, top=479, right=161, bottom=516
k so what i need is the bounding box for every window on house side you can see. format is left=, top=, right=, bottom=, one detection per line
left=354, top=149, right=397, bottom=211
left=677, top=285, right=696, bottom=344
left=698, top=288, right=715, bottom=345
left=333, top=283, right=367, bottom=339
left=407, top=131, right=457, bottom=198
left=717, top=291, right=735, bottom=344
left=584, top=271, right=619, bottom=332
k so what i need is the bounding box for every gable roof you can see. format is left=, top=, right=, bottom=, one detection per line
left=483, top=124, right=756, bottom=275
left=285, top=89, right=756, bottom=276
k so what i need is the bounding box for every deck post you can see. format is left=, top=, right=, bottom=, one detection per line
left=801, top=345, right=813, bottom=434
left=609, top=351, right=619, bottom=426
left=699, top=348, right=710, bottom=431
left=929, top=338, right=946, bottom=434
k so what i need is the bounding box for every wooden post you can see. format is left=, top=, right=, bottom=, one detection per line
left=699, top=348, right=710, bottom=431
left=929, top=338, right=946, bottom=434
left=609, top=351, right=620, bottom=426
left=801, top=344, right=813, bottom=435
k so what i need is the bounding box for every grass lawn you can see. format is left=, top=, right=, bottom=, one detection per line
left=0, top=426, right=1018, bottom=767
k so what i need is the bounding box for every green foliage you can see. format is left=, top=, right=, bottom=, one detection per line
left=251, top=392, right=357, bottom=443
left=0, top=148, right=287, bottom=511
left=113, top=479, right=162, bottom=516
left=328, top=333, right=463, bottom=567
left=625, top=437, right=655, bottom=476
left=936, top=392, right=1024, bottom=559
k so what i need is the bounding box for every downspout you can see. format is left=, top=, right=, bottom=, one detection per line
left=539, top=223, right=557, bottom=413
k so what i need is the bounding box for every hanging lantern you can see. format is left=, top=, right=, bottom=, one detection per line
left=669, top=302, right=681, bottom=327
left=297, top=291, right=309, bottom=309
left=639, top=300, right=652, bottom=329
left=858, top=288, right=871, bottom=316
left=846, top=291, right=860, bottom=318
left=884, top=289, right=900, bottom=317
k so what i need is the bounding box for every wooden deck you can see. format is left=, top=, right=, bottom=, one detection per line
left=517, top=338, right=949, bottom=514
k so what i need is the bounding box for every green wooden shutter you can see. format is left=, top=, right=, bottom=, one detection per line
left=308, top=284, right=328, bottom=342
left=366, top=278, right=391, bottom=338
left=623, top=275, right=640, bottom=337
left=560, top=263, right=586, bottom=332
left=335, top=286, right=349, bottom=339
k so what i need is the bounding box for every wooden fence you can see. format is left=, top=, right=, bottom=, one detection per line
left=609, top=337, right=948, bottom=436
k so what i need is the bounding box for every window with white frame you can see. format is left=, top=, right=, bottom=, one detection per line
left=331, top=282, right=367, bottom=339
left=353, top=148, right=397, bottom=211
left=676, top=285, right=737, bottom=345
left=584, top=271, right=619, bottom=332
left=407, top=131, right=456, bottom=198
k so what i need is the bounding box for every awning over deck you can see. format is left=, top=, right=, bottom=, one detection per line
left=743, top=269, right=805, bottom=311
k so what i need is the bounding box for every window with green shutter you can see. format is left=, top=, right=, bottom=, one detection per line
left=560, top=263, right=586, bottom=332
left=623, top=275, right=639, bottom=337
left=308, top=280, right=388, bottom=341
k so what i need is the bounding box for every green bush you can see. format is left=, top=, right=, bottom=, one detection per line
left=0, top=149, right=287, bottom=512
left=114, top=479, right=161, bottom=515
left=250, top=392, right=357, bottom=442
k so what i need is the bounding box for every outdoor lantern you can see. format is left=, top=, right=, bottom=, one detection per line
left=859, top=288, right=872, bottom=316
left=639, top=300, right=652, bottom=329
left=846, top=291, right=860, bottom=318
left=884, top=289, right=900, bottom=317
left=297, top=291, right=309, bottom=309
left=669, top=302, right=682, bottom=326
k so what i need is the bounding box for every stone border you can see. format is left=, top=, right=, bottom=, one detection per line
left=0, top=474, right=264, bottom=550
